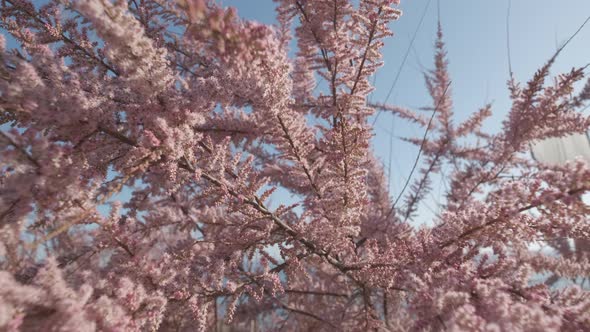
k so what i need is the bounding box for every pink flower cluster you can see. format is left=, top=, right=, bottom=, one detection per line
left=0, top=0, right=588, bottom=330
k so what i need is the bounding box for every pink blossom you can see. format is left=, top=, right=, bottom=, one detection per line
left=0, top=0, right=588, bottom=330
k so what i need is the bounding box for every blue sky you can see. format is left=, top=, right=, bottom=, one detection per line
left=220, top=0, right=590, bottom=222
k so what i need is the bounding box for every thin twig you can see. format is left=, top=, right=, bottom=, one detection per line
left=552, top=14, right=590, bottom=61
left=372, top=0, right=433, bottom=125
left=506, top=0, right=513, bottom=78
left=386, top=81, right=451, bottom=219
left=278, top=302, right=338, bottom=329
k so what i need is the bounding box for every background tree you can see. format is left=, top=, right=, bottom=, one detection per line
left=0, top=0, right=589, bottom=330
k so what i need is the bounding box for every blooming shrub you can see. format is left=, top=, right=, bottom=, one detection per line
left=0, top=0, right=589, bottom=330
